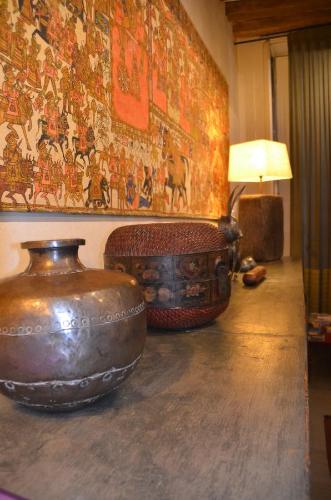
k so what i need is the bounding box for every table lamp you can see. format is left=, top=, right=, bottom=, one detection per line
left=228, top=139, right=292, bottom=261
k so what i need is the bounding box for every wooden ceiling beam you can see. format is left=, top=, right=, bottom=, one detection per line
left=232, top=14, right=331, bottom=40
left=224, top=0, right=331, bottom=41
left=225, top=0, right=331, bottom=22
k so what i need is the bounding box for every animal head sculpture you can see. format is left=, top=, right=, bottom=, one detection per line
left=219, top=185, right=245, bottom=276
left=219, top=185, right=245, bottom=241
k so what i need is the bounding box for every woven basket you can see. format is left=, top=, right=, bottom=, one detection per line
left=104, top=222, right=231, bottom=330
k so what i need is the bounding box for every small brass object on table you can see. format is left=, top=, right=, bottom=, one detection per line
left=243, top=265, right=267, bottom=286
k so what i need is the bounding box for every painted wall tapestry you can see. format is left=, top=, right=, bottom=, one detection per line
left=0, top=0, right=229, bottom=218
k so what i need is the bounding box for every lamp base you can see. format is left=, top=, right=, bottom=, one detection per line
left=238, top=194, right=284, bottom=262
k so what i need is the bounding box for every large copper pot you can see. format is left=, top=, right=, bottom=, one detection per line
left=0, top=239, right=146, bottom=411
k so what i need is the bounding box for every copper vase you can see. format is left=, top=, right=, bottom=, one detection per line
left=0, top=239, right=146, bottom=411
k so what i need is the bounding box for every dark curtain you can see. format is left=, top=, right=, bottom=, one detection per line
left=289, top=26, right=331, bottom=314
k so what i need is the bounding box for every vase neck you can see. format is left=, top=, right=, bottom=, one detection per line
left=22, top=240, right=86, bottom=275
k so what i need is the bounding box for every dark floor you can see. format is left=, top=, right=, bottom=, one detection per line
left=309, top=342, right=331, bottom=499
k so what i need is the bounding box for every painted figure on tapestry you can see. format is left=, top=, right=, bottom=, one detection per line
left=63, top=148, right=84, bottom=207
left=0, top=0, right=228, bottom=218
left=3, top=130, right=23, bottom=187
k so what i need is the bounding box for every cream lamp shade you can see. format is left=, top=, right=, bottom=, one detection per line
left=228, top=139, right=292, bottom=182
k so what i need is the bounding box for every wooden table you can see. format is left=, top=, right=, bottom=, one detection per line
left=0, top=259, right=308, bottom=500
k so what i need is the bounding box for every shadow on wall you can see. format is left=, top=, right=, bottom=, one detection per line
left=0, top=212, right=209, bottom=279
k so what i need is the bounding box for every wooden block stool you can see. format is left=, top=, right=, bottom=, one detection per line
left=238, top=194, right=284, bottom=262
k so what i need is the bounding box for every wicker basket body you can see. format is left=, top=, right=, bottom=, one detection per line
left=104, top=223, right=231, bottom=330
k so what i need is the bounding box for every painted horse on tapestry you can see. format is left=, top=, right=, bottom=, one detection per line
left=37, top=111, right=69, bottom=159
left=161, top=128, right=189, bottom=211
left=0, top=156, right=34, bottom=210
left=72, top=126, right=97, bottom=165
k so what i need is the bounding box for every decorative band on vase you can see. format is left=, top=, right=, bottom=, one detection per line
left=19, top=393, right=105, bottom=409
left=0, top=301, right=145, bottom=337
left=0, top=354, right=142, bottom=392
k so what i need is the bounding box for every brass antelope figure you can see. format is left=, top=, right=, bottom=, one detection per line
left=219, top=186, right=245, bottom=278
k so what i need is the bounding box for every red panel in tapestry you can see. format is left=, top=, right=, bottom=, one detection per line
left=111, top=0, right=149, bottom=131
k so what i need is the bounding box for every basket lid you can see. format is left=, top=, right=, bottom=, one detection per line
left=105, top=223, right=227, bottom=257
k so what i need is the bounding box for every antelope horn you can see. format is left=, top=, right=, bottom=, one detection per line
left=227, top=185, right=239, bottom=215
left=231, top=185, right=246, bottom=211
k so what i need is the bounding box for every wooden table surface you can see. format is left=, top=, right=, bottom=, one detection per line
left=0, top=259, right=308, bottom=500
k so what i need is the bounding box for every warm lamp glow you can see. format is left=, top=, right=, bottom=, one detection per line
left=228, top=140, right=293, bottom=182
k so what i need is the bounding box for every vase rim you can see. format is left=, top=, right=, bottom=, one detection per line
left=21, top=239, right=86, bottom=250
